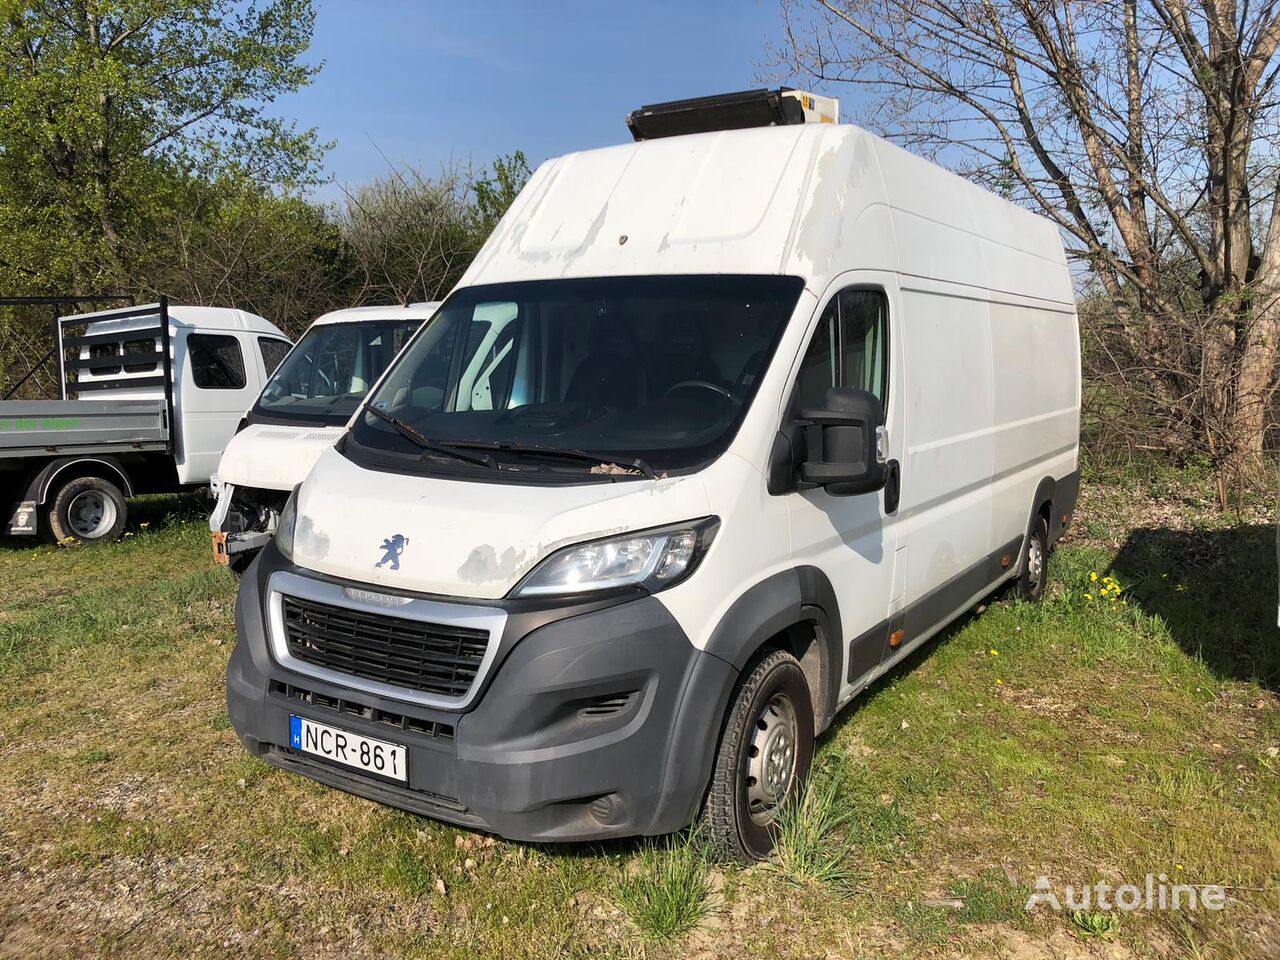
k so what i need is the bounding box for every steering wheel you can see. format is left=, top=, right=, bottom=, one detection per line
left=663, top=380, right=735, bottom=402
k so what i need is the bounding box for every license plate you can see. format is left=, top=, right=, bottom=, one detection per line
left=289, top=715, right=407, bottom=783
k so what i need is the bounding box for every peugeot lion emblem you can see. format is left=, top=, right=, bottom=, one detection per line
left=375, top=534, right=409, bottom=570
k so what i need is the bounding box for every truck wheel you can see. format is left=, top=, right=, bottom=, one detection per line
left=1017, top=515, right=1049, bottom=601
left=699, top=649, right=814, bottom=862
left=46, top=476, right=128, bottom=544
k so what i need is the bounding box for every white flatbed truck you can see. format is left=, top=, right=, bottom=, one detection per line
left=0, top=298, right=289, bottom=543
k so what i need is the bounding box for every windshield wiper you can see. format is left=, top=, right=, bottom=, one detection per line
left=443, top=439, right=657, bottom=479
left=325, top=391, right=363, bottom=407
left=363, top=405, right=496, bottom=469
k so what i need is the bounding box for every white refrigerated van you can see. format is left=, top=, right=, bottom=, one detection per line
left=227, top=89, right=1080, bottom=860
left=209, top=303, right=438, bottom=572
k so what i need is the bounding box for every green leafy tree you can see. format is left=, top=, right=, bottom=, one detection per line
left=474, top=150, right=531, bottom=235
left=0, top=0, right=324, bottom=291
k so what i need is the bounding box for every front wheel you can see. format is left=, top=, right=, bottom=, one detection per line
left=699, top=649, right=814, bottom=861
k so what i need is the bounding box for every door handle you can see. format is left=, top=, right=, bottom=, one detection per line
left=884, top=459, right=901, bottom=514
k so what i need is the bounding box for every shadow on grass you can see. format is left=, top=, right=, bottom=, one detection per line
left=0, top=490, right=206, bottom=551
left=1109, top=524, right=1279, bottom=689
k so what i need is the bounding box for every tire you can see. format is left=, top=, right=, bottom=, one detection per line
left=1017, top=514, right=1049, bottom=602
left=45, top=476, right=128, bottom=544
left=698, top=649, right=815, bottom=862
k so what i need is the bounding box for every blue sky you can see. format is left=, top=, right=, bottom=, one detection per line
left=284, top=1, right=805, bottom=194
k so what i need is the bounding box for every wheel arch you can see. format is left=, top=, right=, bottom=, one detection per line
left=26, top=456, right=135, bottom=505
left=701, top=566, right=843, bottom=734
left=1018, top=476, right=1057, bottom=574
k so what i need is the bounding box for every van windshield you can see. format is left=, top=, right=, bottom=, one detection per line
left=253, top=319, right=426, bottom=424
left=348, top=275, right=805, bottom=476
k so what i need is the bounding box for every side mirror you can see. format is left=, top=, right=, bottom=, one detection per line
left=799, top=387, right=887, bottom=496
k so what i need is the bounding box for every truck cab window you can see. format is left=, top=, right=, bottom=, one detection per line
left=258, top=337, right=291, bottom=377
left=89, top=342, right=121, bottom=376
left=189, top=334, right=246, bottom=390
left=123, top=338, right=158, bottom=374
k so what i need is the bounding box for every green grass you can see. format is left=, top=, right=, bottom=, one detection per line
left=0, top=485, right=1277, bottom=958
left=772, top=767, right=858, bottom=891
left=615, top=833, right=713, bottom=942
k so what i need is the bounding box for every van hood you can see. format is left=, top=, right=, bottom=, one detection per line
left=289, top=447, right=714, bottom=600
left=215, top=422, right=346, bottom=492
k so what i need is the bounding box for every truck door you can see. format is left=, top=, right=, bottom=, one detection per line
left=174, top=330, right=260, bottom=484
left=786, top=274, right=905, bottom=701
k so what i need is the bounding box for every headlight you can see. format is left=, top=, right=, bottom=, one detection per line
left=512, top=518, right=719, bottom=597
left=275, top=486, right=299, bottom=561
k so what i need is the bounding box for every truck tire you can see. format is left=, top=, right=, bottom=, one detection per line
left=46, top=476, right=128, bottom=544
left=1017, top=514, right=1049, bottom=602
left=698, top=649, right=814, bottom=862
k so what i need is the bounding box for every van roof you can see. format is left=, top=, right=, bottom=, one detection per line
left=460, top=124, right=1072, bottom=306
left=310, top=303, right=441, bottom=327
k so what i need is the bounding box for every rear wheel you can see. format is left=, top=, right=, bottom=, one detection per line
left=45, top=476, right=128, bottom=544
left=699, top=649, right=814, bottom=861
left=1017, top=514, right=1049, bottom=601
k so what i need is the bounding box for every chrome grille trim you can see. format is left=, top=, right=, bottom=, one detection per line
left=265, top=570, right=507, bottom=710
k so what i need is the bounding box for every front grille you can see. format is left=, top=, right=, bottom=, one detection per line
left=269, top=680, right=455, bottom=740
left=281, top=594, right=488, bottom=699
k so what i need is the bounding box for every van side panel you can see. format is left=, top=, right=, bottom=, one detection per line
left=895, top=283, right=995, bottom=606
left=870, top=133, right=1078, bottom=623
left=987, top=297, right=1080, bottom=552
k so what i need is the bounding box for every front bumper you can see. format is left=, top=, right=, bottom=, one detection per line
left=209, top=481, right=281, bottom=569
left=227, top=545, right=737, bottom=842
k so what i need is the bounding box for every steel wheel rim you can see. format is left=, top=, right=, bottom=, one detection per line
left=1027, top=535, right=1044, bottom=584
left=745, top=692, right=798, bottom=825
left=67, top=490, right=116, bottom=539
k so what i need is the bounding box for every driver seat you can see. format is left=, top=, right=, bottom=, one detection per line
left=565, top=318, right=644, bottom=408
left=648, top=310, right=721, bottom=399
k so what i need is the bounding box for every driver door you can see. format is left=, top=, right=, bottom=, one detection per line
left=785, top=273, right=905, bottom=701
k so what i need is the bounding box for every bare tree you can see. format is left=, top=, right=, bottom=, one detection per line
left=337, top=163, right=482, bottom=307
left=132, top=180, right=353, bottom=338
left=777, top=0, right=1280, bottom=505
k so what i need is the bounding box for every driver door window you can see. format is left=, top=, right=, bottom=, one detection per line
left=839, top=289, right=888, bottom=400
left=796, top=299, right=839, bottom=410
left=796, top=288, right=888, bottom=408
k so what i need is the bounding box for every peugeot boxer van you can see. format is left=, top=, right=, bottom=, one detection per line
left=210, top=304, right=438, bottom=572
left=227, top=89, right=1080, bottom=860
